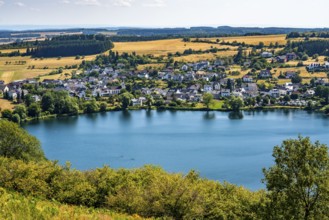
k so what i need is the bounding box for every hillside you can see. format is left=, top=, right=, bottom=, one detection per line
left=0, top=187, right=147, bottom=220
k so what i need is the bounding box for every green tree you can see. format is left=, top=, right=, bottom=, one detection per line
left=24, top=94, right=35, bottom=107
left=0, top=120, right=45, bottom=161
left=203, top=93, right=214, bottom=109
left=99, top=102, right=107, bottom=112
left=226, top=96, right=244, bottom=111
left=41, top=92, right=55, bottom=113
left=119, top=92, right=134, bottom=109
left=1, top=109, right=13, bottom=120
left=28, top=103, right=41, bottom=118
left=11, top=114, right=21, bottom=124
left=13, top=105, right=27, bottom=120
left=84, top=100, right=99, bottom=113
left=263, top=136, right=329, bottom=220
left=145, top=95, right=154, bottom=110
left=291, top=74, right=302, bottom=84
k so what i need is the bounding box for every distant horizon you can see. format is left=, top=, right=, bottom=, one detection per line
left=1, top=24, right=329, bottom=32
left=1, top=0, right=328, bottom=29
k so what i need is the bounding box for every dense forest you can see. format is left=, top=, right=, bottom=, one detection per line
left=0, top=120, right=328, bottom=219
left=287, top=31, right=329, bottom=39
left=26, top=34, right=114, bottom=57
left=286, top=40, right=329, bottom=56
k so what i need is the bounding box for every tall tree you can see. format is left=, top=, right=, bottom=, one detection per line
left=262, top=136, right=329, bottom=220
left=0, top=120, right=45, bottom=161
left=203, top=93, right=214, bottom=110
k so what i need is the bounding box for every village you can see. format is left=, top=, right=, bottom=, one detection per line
left=1, top=51, right=328, bottom=111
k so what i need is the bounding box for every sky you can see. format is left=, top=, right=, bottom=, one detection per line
left=0, top=0, right=329, bottom=29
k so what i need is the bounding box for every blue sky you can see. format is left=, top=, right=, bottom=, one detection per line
left=0, top=0, right=328, bottom=28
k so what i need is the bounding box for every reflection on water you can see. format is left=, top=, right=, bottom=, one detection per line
left=119, top=110, right=131, bottom=122
left=203, top=112, right=216, bottom=120
left=23, top=109, right=329, bottom=190
left=228, top=111, right=244, bottom=120
left=145, top=110, right=152, bottom=118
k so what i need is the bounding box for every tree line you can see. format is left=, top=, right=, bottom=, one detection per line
left=26, top=35, right=114, bottom=58
left=286, top=40, right=329, bottom=56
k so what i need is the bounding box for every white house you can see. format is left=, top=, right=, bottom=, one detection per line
left=220, top=89, right=231, bottom=97
left=307, top=63, right=321, bottom=71
left=261, top=52, right=273, bottom=58
left=242, top=75, right=253, bottom=83
left=203, top=84, right=213, bottom=93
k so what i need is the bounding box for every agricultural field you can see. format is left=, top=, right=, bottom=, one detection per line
left=203, top=34, right=287, bottom=46
left=0, top=55, right=96, bottom=83
left=0, top=48, right=27, bottom=54
left=0, top=99, right=15, bottom=110
left=113, top=38, right=236, bottom=56
left=174, top=50, right=238, bottom=62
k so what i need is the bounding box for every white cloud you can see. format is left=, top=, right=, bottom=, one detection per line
left=14, top=2, right=25, bottom=7
left=0, top=1, right=4, bottom=7
left=75, top=0, right=101, bottom=6
left=143, top=0, right=166, bottom=7
left=113, top=0, right=134, bottom=7
left=61, top=0, right=71, bottom=4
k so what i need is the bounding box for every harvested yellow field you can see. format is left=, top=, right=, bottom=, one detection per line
left=0, top=55, right=95, bottom=83
left=174, top=50, right=238, bottom=62
left=39, top=72, right=74, bottom=81
left=113, top=39, right=234, bottom=56
left=273, top=67, right=327, bottom=78
left=0, top=48, right=27, bottom=54
left=0, top=99, right=15, bottom=110
left=211, top=34, right=287, bottom=46
left=29, top=55, right=95, bottom=69
left=137, top=63, right=164, bottom=70
left=287, top=56, right=327, bottom=66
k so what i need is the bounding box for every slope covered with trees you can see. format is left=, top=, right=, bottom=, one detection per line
left=26, top=35, right=114, bottom=58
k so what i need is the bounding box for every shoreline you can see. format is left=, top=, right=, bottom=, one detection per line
left=22, top=105, right=328, bottom=124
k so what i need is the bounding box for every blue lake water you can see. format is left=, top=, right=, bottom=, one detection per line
left=23, top=110, right=329, bottom=190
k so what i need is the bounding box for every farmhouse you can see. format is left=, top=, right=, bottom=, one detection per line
left=259, top=70, right=272, bottom=79
left=261, top=52, right=273, bottom=58
left=307, top=63, right=321, bottom=71
left=276, top=55, right=287, bottom=63
left=242, top=74, right=253, bottom=83
left=285, top=71, right=297, bottom=79
left=286, top=52, right=297, bottom=61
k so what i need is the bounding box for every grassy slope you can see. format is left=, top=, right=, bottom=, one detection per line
left=0, top=55, right=96, bottom=83
left=0, top=187, right=148, bottom=220
left=0, top=98, right=15, bottom=110
left=113, top=38, right=237, bottom=56
left=203, top=35, right=288, bottom=46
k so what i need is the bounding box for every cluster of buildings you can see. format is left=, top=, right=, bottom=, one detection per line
left=1, top=58, right=328, bottom=109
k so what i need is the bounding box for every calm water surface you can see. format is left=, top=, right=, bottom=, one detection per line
left=23, top=110, right=329, bottom=190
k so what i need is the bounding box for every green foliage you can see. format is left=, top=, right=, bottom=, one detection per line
left=84, top=100, right=100, bottom=114
left=13, top=105, right=27, bottom=120
left=99, top=102, right=107, bottom=112
left=291, top=74, right=302, bottom=84
left=0, top=187, right=143, bottom=220
left=0, top=156, right=265, bottom=219
left=263, top=136, right=329, bottom=219
left=0, top=120, right=45, bottom=162
left=315, top=85, right=329, bottom=104
left=28, top=103, right=41, bottom=117
left=28, top=34, right=114, bottom=58
left=41, top=91, right=79, bottom=115
left=203, top=93, right=214, bottom=109
left=119, top=92, right=134, bottom=109
left=226, top=96, right=244, bottom=111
